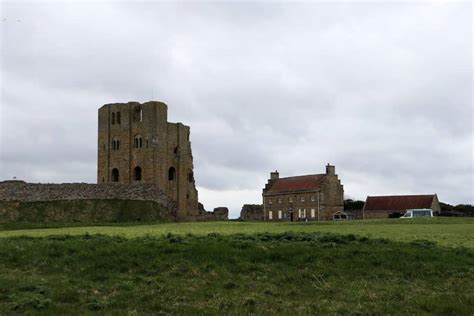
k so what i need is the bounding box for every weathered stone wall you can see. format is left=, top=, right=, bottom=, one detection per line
left=0, top=200, right=173, bottom=223
left=212, top=207, right=229, bottom=220
left=240, top=204, right=264, bottom=220
left=0, top=180, right=177, bottom=223
left=97, top=101, right=200, bottom=219
left=182, top=204, right=228, bottom=221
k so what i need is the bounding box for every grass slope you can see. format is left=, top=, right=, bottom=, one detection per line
left=0, top=218, right=473, bottom=248
left=0, top=233, right=473, bottom=315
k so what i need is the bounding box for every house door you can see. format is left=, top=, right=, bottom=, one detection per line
left=290, top=211, right=294, bottom=222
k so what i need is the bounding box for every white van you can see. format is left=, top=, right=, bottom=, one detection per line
left=401, top=209, right=433, bottom=219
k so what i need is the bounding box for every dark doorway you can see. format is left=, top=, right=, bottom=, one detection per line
left=134, top=166, right=142, bottom=181
left=112, top=168, right=119, bottom=182
left=168, top=167, right=176, bottom=181
left=290, top=211, right=294, bottom=222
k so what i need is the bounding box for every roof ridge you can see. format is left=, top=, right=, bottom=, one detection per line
left=276, top=174, right=326, bottom=180
left=368, top=194, right=435, bottom=198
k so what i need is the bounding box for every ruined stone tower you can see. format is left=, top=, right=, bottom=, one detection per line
left=97, top=101, right=199, bottom=218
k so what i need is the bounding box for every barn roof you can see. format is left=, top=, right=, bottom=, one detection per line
left=265, top=174, right=326, bottom=194
left=364, top=195, right=435, bottom=211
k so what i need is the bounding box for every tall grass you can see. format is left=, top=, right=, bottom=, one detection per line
left=0, top=232, right=473, bottom=314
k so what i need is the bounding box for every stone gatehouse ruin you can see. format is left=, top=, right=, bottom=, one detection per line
left=0, top=101, right=228, bottom=223
left=97, top=101, right=200, bottom=219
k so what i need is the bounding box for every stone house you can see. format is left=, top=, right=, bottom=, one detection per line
left=362, top=194, right=441, bottom=219
left=97, top=101, right=200, bottom=218
left=262, top=164, right=344, bottom=221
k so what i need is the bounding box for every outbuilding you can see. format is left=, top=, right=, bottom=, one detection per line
left=362, top=194, right=441, bottom=219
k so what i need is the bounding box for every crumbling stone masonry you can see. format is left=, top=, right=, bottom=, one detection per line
left=97, top=101, right=200, bottom=219
left=0, top=180, right=176, bottom=223
left=239, top=204, right=264, bottom=220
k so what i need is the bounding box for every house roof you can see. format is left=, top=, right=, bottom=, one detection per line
left=364, top=195, right=435, bottom=211
left=265, top=174, right=326, bottom=194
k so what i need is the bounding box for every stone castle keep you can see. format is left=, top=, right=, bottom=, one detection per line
left=0, top=101, right=231, bottom=223
left=97, top=101, right=200, bottom=218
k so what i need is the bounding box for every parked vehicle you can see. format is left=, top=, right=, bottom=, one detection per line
left=401, top=209, right=433, bottom=218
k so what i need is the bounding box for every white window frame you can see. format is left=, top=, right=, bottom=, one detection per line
left=311, top=195, right=315, bottom=202
left=278, top=198, right=282, bottom=204
left=311, top=208, right=315, bottom=218
left=298, top=209, right=302, bottom=218
left=301, top=196, right=305, bottom=202
left=268, top=211, right=273, bottom=220
left=278, top=210, right=282, bottom=219
left=289, top=197, right=293, bottom=203
left=268, top=199, right=272, bottom=205
left=302, top=209, right=306, bottom=218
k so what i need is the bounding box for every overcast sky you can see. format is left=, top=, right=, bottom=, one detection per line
left=0, top=1, right=472, bottom=218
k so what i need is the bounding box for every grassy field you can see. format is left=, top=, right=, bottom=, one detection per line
left=0, top=217, right=473, bottom=248
left=0, top=218, right=473, bottom=314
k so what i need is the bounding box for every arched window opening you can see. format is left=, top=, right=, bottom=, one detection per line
left=116, top=112, right=121, bottom=124
left=134, top=106, right=143, bottom=122
left=112, top=168, right=119, bottom=182
left=188, top=171, right=194, bottom=183
left=112, top=138, right=120, bottom=151
left=134, top=135, right=142, bottom=148
left=133, top=166, right=142, bottom=181
left=168, top=167, right=176, bottom=181
left=111, top=112, right=115, bottom=125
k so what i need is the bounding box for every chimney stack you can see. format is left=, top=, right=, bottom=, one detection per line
left=270, top=170, right=279, bottom=180
left=326, top=164, right=335, bottom=175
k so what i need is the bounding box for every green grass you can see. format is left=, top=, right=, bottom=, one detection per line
left=1, top=218, right=473, bottom=248
left=0, top=232, right=472, bottom=315
left=0, top=218, right=472, bottom=314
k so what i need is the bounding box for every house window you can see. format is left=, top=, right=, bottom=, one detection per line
left=302, top=209, right=306, bottom=218
left=299, top=209, right=306, bottom=218
left=278, top=210, right=282, bottom=219
left=111, top=168, right=119, bottom=182
left=116, top=112, right=121, bottom=124
left=278, top=198, right=282, bottom=204
left=168, top=167, right=176, bottom=181
left=111, top=112, right=115, bottom=125
left=268, top=211, right=273, bottom=220
left=301, top=196, right=305, bottom=202
left=133, top=166, right=142, bottom=181
left=311, top=195, right=315, bottom=201
left=268, top=199, right=272, bottom=205
left=289, top=197, right=293, bottom=203
left=311, top=209, right=315, bottom=218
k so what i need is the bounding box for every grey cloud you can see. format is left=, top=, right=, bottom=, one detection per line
left=1, top=2, right=472, bottom=218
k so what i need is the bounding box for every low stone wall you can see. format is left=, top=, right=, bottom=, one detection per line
left=212, top=207, right=229, bottom=220
left=0, top=180, right=177, bottom=223
left=361, top=210, right=393, bottom=219
left=0, top=199, right=173, bottom=223
left=240, top=204, right=264, bottom=220
left=186, top=204, right=229, bottom=221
